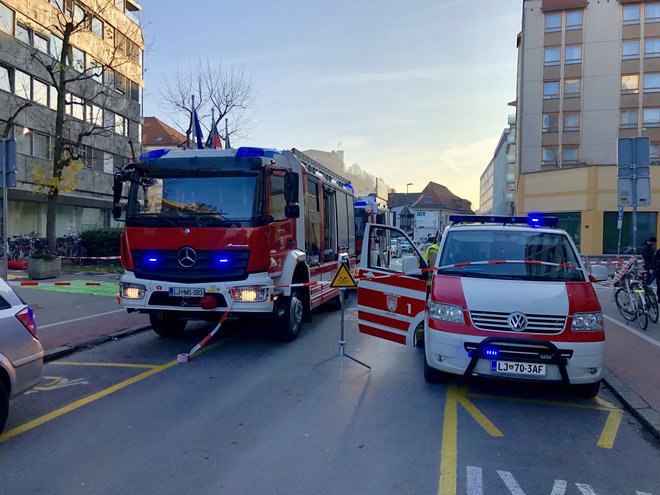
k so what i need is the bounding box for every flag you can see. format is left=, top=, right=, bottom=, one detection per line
left=205, top=119, right=223, bottom=149
left=224, top=119, right=231, bottom=149
left=191, top=107, right=203, bottom=149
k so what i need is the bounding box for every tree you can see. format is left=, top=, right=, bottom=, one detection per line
left=159, top=59, right=257, bottom=147
left=26, top=0, right=143, bottom=252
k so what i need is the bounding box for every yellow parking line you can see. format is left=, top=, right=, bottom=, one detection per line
left=468, top=392, right=610, bottom=411
left=0, top=340, right=226, bottom=443
left=457, top=396, right=504, bottom=437
left=52, top=361, right=158, bottom=369
left=438, top=385, right=459, bottom=495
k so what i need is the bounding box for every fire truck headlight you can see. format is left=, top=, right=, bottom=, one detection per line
left=428, top=302, right=465, bottom=324
left=120, top=282, right=146, bottom=300
left=230, top=286, right=268, bottom=303
left=571, top=312, right=604, bottom=331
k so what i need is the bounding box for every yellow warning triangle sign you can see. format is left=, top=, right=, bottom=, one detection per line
left=330, top=263, right=358, bottom=288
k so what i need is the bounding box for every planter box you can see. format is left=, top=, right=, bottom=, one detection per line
left=28, top=257, right=62, bottom=280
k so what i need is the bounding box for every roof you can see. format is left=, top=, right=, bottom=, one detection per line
left=388, top=192, right=421, bottom=208
left=143, top=117, right=186, bottom=148
left=412, top=182, right=474, bottom=213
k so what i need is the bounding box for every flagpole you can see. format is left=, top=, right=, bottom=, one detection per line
left=225, top=118, right=231, bottom=149
left=190, top=95, right=195, bottom=149
left=210, top=108, right=215, bottom=149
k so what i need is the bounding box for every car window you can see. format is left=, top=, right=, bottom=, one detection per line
left=367, top=226, right=423, bottom=273
left=0, top=295, right=9, bottom=310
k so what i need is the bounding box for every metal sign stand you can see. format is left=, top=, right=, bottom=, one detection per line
left=315, top=288, right=371, bottom=379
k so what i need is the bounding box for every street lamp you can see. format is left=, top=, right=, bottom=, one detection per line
left=406, top=182, right=412, bottom=195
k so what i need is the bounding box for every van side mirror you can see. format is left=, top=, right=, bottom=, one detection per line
left=112, top=204, right=123, bottom=221
left=285, top=204, right=300, bottom=219
left=284, top=172, right=299, bottom=202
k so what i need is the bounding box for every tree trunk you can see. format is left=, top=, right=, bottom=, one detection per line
left=46, top=190, right=59, bottom=254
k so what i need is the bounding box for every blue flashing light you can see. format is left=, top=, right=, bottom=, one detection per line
left=235, top=147, right=281, bottom=158
left=344, top=182, right=354, bottom=193
left=483, top=348, right=499, bottom=358
left=139, top=149, right=171, bottom=161
left=449, top=214, right=559, bottom=228
left=354, top=200, right=368, bottom=207
left=146, top=256, right=159, bottom=264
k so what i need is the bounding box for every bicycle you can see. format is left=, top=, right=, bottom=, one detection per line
left=614, top=263, right=656, bottom=330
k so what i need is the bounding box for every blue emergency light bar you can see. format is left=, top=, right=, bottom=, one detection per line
left=235, top=147, right=281, bottom=158
left=449, top=214, right=559, bottom=227
left=139, top=149, right=171, bottom=161
left=354, top=200, right=368, bottom=207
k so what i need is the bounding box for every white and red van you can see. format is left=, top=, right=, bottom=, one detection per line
left=357, top=215, right=606, bottom=397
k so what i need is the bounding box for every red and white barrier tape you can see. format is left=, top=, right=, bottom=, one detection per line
left=61, top=256, right=120, bottom=260
left=9, top=281, right=106, bottom=287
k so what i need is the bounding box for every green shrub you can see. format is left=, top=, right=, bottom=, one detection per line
left=81, top=228, right=123, bottom=257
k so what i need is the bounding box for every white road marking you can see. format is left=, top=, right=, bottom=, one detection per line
left=550, top=480, right=567, bottom=495
left=497, top=470, right=526, bottom=495
left=466, top=466, right=483, bottom=495
left=38, top=309, right=126, bottom=329
left=636, top=492, right=652, bottom=495
left=603, top=314, right=660, bottom=348
left=575, top=484, right=598, bottom=495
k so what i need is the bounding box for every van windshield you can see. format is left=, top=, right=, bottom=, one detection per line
left=437, top=229, right=584, bottom=282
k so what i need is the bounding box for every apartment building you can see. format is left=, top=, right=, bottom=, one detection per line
left=479, top=128, right=511, bottom=215
left=515, top=0, right=660, bottom=253
left=0, top=0, right=143, bottom=236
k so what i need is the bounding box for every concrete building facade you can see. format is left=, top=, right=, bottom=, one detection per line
left=0, top=0, right=143, bottom=237
left=479, top=129, right=511, bottom=215
left=515, top=0, right=660, bottom=253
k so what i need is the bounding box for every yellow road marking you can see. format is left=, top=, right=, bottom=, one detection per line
left=0, top=340, right=226, bottom=443
left=457, top=395, right=504, bottom=437
left=438, top=385, right=459, bottom=495
left=52, top=361, right=158, bottom=369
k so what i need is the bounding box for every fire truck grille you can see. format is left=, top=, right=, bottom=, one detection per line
left=469, top=311, right=566, bottom=334
left=132, top=249, right=250, bottom=283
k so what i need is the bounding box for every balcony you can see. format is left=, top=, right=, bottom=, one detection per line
left=508, top=113, right=517, bottom=126
left=507, top=129, right=516, bottom=144
left=506, top=152, right=516, bottom=164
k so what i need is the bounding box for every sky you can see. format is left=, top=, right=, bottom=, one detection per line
left=141, top=0, right=522, bottom=209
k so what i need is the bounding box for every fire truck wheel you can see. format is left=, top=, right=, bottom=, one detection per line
left=277, top=290, right=304, bottom=342
left=572, top=380, right=601, bottom=398
left=423, top=355, right=445, bottom=383
left=0, top=381, right=8, bottom=434
left=149, top=311, right=187, bottom=337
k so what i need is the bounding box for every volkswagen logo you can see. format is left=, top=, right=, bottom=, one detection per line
left=178, top=247, right=197, bottom=268
left=507, top=312, right=528, bottom=332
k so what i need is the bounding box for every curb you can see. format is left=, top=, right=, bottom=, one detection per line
left=43, top=325, right=152, bottom=363
left=602, top=369, right=660, bottom=441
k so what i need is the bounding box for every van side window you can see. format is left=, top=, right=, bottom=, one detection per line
left=305, top=177, right=321, bottom=265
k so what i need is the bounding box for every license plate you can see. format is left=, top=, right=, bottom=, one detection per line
left=169, top=287, right=204, bottom=298
left=491, top=360, right=546, bottom=376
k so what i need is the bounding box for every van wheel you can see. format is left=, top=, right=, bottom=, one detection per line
left=572, top=380, right=601, bottom=398
left=276, top=289, right=304, bottom=342
left=0, top=382, right=8, bottom=434
left=424, top=354, right=445, bottom=383
left=149, top=311, right=187, bottom=337
left=414, top=323, right=425, bottom=349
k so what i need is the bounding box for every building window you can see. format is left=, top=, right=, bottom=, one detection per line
left=70, top=46, right=85, bottom=72
left=15, top=126, right=31, bottom=155
left=33, top=78, right=48, bottom=106
left=50, top=34, right=63, bottom=60
left=645, top=2, right=660, bottom=23
left=15, top=70, right=30, bottom=100
left=0, top=65, right=11, bottom=92
left=542, top=147, right=559, bottom=165
left=424, top=195, right=432, bottom=203
left=566, top=11, right=583, bottom=30
left=564, top=113, right=580, bottom=131
left=0, top=3, right=13, bottom=35
left=544, top=80, right=560, bottom=99
left=543, top=113, right=559, bottom=133
left=544, top=47, right=561, bottom=66
left=104, top=110, right=115, bottom=129
left=34, top=33, right=49, bottom=54
left=623, top=40, right=640, bottom=59
left=565, top=44, right=582, bottom=64
left=622, top=74, right=639, bottom=94
left=49, top=86, right=58, bottom=110
left=564, top=78, right=581, bottom=97
left=621, top=109, right=638, bottom=128
left=643, top=107, right=660, bottom=126
left=645, top=73, right=660, bottom=93
left=645, top=38, right=660, bottom=57
left=624, top=4, right=641, bottom=25
left=91, top=16, right=103, bottom=37
left=562, top=146, right=579, bottom=164
left=545, top=12, right=561, bottom=32
left=15, top=23, right=30, bottom=44
left=33, top=132, right=50, bottom=159
left=651, top=143, right=660, bottom=164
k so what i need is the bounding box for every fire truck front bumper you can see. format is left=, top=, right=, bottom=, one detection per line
left=118, top=272, right=276, bottom=314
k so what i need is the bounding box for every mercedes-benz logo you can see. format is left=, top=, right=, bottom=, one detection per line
left=507, top=312, right=528, bottom=332
left=177, top=247, right=197, bottom=268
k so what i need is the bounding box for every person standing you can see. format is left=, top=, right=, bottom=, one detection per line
left=642, top=237, right=657, bottom=285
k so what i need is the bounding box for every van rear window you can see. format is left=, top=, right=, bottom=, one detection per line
left=0, top=296, right=9, bottom=310
left=438, top=230, right=583, bottom=282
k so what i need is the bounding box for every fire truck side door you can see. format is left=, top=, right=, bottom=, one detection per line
left=357, top=224, right=428, bottom=346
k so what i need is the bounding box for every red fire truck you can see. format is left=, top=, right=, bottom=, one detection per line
left=112, top=146, right=356, bottom=341
left=354, top=194, right=388, bottom=254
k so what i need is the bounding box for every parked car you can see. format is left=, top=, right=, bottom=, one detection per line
left=389, top=239, right=403, bottom=258
left=0, top=278, right=43, bottom=433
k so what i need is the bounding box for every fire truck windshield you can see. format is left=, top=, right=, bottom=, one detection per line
left=126, top=173, right=263, bottom=227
